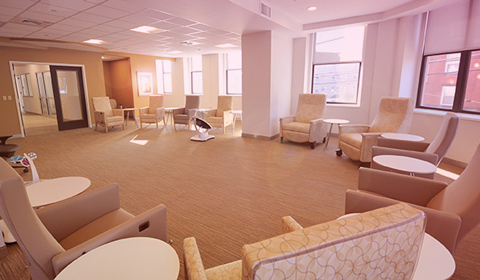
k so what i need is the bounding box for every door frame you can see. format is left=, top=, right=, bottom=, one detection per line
left=9, top=61, right=91, bottom=137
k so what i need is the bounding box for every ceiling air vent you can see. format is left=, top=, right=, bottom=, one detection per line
left=260, top=3, right=271, bottom=18
left=11, top=17, right=53, bottom=28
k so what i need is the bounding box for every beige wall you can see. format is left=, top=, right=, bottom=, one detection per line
left=104, top=59, right=134, bottom=108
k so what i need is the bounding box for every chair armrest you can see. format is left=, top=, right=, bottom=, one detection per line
left=94, top=111, right=106, bottom=122
left=172, top=108, right=184, bottom=116
left=359, top=133, right=382, bottom=162
left=183, top=237, right=208, bottom=280
left=338, top=124, right=370, bottom=134
left=36, top=184, right=123, bottom=241
left=358, top=167, right=447, bottom=206
left=155, top=107, right=165, bottom=117
left=139, top=107, right=149, bottom=115
left=279, top=116, right=295, bottom=127
left=372, top=146, right=438, bottom=166
left=222, top=110, right=233, bottom=121
left=282, top=216, right=304, bottom=233
left=52, top=204, right=167, bottom=275
left=377, top=138, right=430, bottom=152
left=112, top=109, right=123, bottom=116
left=345, top=190, right=461, bottom=254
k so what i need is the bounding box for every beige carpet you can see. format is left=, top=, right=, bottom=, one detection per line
left=1, top=124, right=478, bottom=280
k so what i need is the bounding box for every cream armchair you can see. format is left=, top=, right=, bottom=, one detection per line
left=139, top=95, right=166, bottom=129
left=346, top=143, right=480, bottom=254
left=92, top=97, right=125, bottom=133
left=173, top=95, right=200, bottom=131
left=371, top=112, right=459, bottom=178
left=0, top=160, right=167, bottom=280
left=184, top=203, right=425, bottom=280
left=280, top=93, right=326, bottom=149
left=202, top=96, right=233, bottom=134
left=337, top=97, right=413, bottom=163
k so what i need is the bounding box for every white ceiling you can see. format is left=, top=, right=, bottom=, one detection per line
left=0, top=0, right=462, bottom=58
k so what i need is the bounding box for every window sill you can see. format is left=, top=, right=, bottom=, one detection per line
left=326, top=103, right=360, bottom=108
left=414, top=108, right=480, bottom=122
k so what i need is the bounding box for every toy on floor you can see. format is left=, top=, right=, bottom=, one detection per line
left=191, top=118, right=215, bottom=142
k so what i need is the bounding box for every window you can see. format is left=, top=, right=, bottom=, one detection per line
left=190, top=56, right=203, bottom=94
left=226, top=51, right=242, bottom=95
left=155, top=60, right=172, bottom=94
left=311, top=26, right=364, bottom=104
left=417, top=50, right=480, bottom=114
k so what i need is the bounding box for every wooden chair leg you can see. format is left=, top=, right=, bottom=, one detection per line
left=156, top=121, right=158, bottom=129
left=105, top=125, right=109, bottom=133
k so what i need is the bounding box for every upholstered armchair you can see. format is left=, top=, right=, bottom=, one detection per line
left=371, top=112, right=459, bottom=178
left=173, top=95, right=200, bottom=131
left=0, top=160, right=167, bottom=280
left=139, top=95, right=166, bottom=129
left=280, top=93, right=327, bottom=149
left=92, top=97, right=125, bottom=133
left=202, top=96, right=233, bottom=134
left=337, top=97, right=413, bottom=163
left=184, top=203, right=425, bottom=280
left=346, top=144, right=480, bottom=254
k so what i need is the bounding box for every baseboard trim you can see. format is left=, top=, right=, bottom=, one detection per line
left=242, top=133, right=279, bottom=141
left=442, top=157, right=467, bottom=169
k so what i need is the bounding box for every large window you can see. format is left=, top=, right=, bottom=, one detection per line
left=155, top=60, right=172, bottom=94
left=311, top=26, right=364, bottom=104
left=417, top=50, right=480, bottom=114
left=226, top=51, right=242, bottom=95
left=190, top=56, right=203, bottom=94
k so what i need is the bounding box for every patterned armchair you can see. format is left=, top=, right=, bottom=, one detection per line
left=139, top=95, right=166, bottom=129
left=337, top=97, right=413, bottom=163
left=184, top=203, right=425, bottom=280
left=92, top=97, right=125, bottom=133
left=202, top=96, right=233, bottom=134
left=173, top=96, right=200, bottom=131
left=280, top=94, right=326, bottom=149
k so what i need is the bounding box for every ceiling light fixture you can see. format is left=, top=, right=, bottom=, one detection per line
left=131, top=26, right=161, bottom=34
left=307, top=6, right=317, bottom=11
left=215, top=43, right=237, bottom=48
left=168, top=51, right=182, bottom=54
left=83, top=39, right=104, bottom=44
left=181, top=41, right=201, bottom=46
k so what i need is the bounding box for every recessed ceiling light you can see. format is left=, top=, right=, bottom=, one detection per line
left=131, top=26, right=161, bottom=34
left=83, top=39, right=104, bottom=44
left=215, top=43, right=237, bottom=48
left=307, top=6, right=317, bottom=11
left=168, top=51, right=182, bottom=54
left=181, top=41, right=201, bottom=46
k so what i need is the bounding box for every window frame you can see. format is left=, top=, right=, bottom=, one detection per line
left=416, top=49, right=480, bottom=115
left=311, top=61, right=362, bottom=105
left=190, top=70, right=203, bottom=94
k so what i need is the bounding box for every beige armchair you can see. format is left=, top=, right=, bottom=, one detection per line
left=173, top=95, right=200, bottom=131
left=184, top=203, right=425, bottom=280
left=280, top=93, right=327, bottom=149
left=92, top=97, right=125, bottom=133
left=346, top=143, right=480, bottom=254
left=139, top=95, right=166, bottom=129
left=371, top=112, right=459, bottom=178
left=0, top=160, right=167, bottom=280
left=202, top=96, right=233, bottom=134
left=337, top=97, right=413, bottom=163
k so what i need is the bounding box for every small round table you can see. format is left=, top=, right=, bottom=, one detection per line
left=381, top=133, right=425, bottom=142
left=164, top=107, right=181, bottom=130
left=27, top=177, right=91, bottom=208
left=122, top=108, right=138, bottom=128
left=323, top=119, right=350, bottom=150
left=54, top=237, right=180, bottom=280
left=373, top=155, right=437, bottom=176
left=230, top=110, right=242, bottom=134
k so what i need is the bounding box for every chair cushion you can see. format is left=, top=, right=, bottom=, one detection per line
left=106, top=116, right=124, bottom=123
left=282, top=122, right=310, bottom=134
left=339, top=133, right=362, bottom=149
left=59, top=209, right=133, bottom=250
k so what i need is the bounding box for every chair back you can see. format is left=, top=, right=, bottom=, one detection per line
left=369, top=97, right=413, bottom=133
left=149, top=95, right=164, bottom=114
left=427, top=143, right=480, bottom=244
left=242, top=203, right=425, bottom=280
left=294, top=93, right=326, bottom=123
left=184, top=95, right=200, bottom=113
left=216, top=96, right=233, bottom=117
left=0, top=160, right=64, bottom=280
left=92, top=97, right=113, bottom=117
left=425, top=113, right=459, bottom=163
left=109, top=98, right=118, bottom=109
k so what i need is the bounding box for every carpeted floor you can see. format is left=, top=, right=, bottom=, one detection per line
left=1, top=123, right=478, bottom=280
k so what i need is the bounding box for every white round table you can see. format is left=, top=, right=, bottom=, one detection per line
left=381, top=133, right=425, bottom=142
left=55, top=237, right=180, bottom=280
left=27, top=176, right=91, bottom=208
left=230, top=110, right=242, bottom=134
left=164, top=107, right=181, bottom=130
left=323, top=119, right=350, bottom=150
left=373, top=155, right=437, bottom=176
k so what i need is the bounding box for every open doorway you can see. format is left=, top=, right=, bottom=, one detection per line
left=11, top=62, right=89, bottom=136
